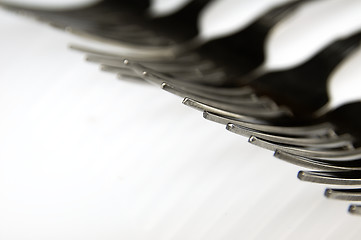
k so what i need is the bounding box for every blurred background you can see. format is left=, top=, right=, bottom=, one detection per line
left=1, top=0, right=361, bottom=239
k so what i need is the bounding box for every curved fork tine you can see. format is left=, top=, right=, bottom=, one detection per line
left=73, top=45, right=258, bottom=96
left=183, top=97, right=291, bottom=121
left=349, top=205, right=361, bottom=215
left=248, top=136, right=361, bottom=160
left=298, top=170, right=361, bottom=185
left=125, top=65, right=243, bottom=97
left=128, top=62, right=253, bottom=96
left=86, top=58, right=140, bottom=78
left=89, top=31, right=171, bottom=46
left=69, top=42, right=185, bottom=60
left=203, top=112, right=335, bottom=137
left=162, top=83, right=276, bottom=109
left=227, top=123, right=353, bottom=149
left=70, top=44, right=200, bottom=62
left=86, top=53, right=214, bottom=72
left=68, top=28, right=181, bottom=53
left=104, top=58, right=228, bottom=83
left=130, top=67, right=257, bottom=101
left=130, top=63, right=225, bottom=86
left=161, top=82, right=272, bottom=105
left=325, top=188, right=361, bottom=201
left=161, top=82, right=259, bottom=103
left=138, top=68, right=255, bottom=97
left=85, top=53, right=228, bottom=83
left=100, top=65, right=144, bottom=82
left=274, top=151, right=361, bottom=171
left=100, top=64, right=134, bottom=74
left=121, top=63, right=226, bottom=82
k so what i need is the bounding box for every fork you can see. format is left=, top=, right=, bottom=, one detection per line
left=167, top=31, right=358, bottom=128
left=163, top=29, right=361, bottom=214
left=71, top=0, right=312, bottom=122
left=0, top=0, right=212, bottom=51
left=73, top=0, right=311, bottom=81
left=198, top=32, right=361, bottom=167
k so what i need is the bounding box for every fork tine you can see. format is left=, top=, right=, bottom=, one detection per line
left=99, top=64, right=132, bottom=74
left=126, top=66, right=256, bottom=100
left=123, top=66, right=236, bottom=95
left=183, top=97, right=291, bottom=120
left=162, top=82, right=274, bottom=104
left=84, top=49, right=211, bottom=69
left=72, top=44, right=267, bottom=97
left=161, top=82, right=273, bottom=105
left=71, top=43, right=204, bottom=62
left=298, top=170, right=361, bottom=185
left=86, top=56, right=128, bottom=70
left=138, top=68, right=257, bottom=96
left=227, top=123, right=353, bottom=148
left=68, top=28, right=182, bottom=54
left=248, top=136, right=361, bottom=160
left=274, top=151, right=361, bottom=171
left=203, top=112, right=335, bottom=137
left=349, top=205, right=361, bottom=215
left=128, top=63, right=227, bottom=86
left=103, top=62, right=224, bottom=82
left=70, top=42, right=183, bottom=60
left=161, top=83, right=277, bottom=111
left=100, top=65, right=144, bottom=82
left=325, top=188, right=361, bottom=201
left=87, top=54, right=230, bottom=84
left=86, top=57, right=139, bottom=78
left=69, top=44, right=181, bottom=61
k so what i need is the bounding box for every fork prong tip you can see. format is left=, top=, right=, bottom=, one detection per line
left=161, top=82, right=168, bottom=89
left=203, top=111, right=209, bottom=119
left=248, top=136, right=257, bottom=143
left=273, top=150, right=281, bottom=158
left=226, top=123, right=235, bottom=131
left=349, top=205, right=358, bottom=214
left=182, top=97, right=191, bottom=105
left=324, top=189, right=333, bottom=198
left=297, top=171, right=306, bottom=180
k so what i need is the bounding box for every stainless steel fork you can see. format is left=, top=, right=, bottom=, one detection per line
left=73, top=0, right=311, bottom=82
left=0, top=0, right=212, bottom=51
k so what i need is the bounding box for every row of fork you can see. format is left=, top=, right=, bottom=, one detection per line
left=2, top=0, right=361, bottom=215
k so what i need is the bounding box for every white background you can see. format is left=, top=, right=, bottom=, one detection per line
left=1, top=0, right=361, bottom=239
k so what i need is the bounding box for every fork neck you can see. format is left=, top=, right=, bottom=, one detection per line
left=162, top=0, right=212, bottom=23
left=246, top=31, right=361, bottom=119
left=218, top=0, right=308, bottom=67
left=150, top=0, right=213, bottom=42
left=243, top=0, right=308, bottom=37
left=295, top=31, right=361, bottom=81
left=174, top=0, right=212, bottom=18
left=254, top=0, right=309, bottom=30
